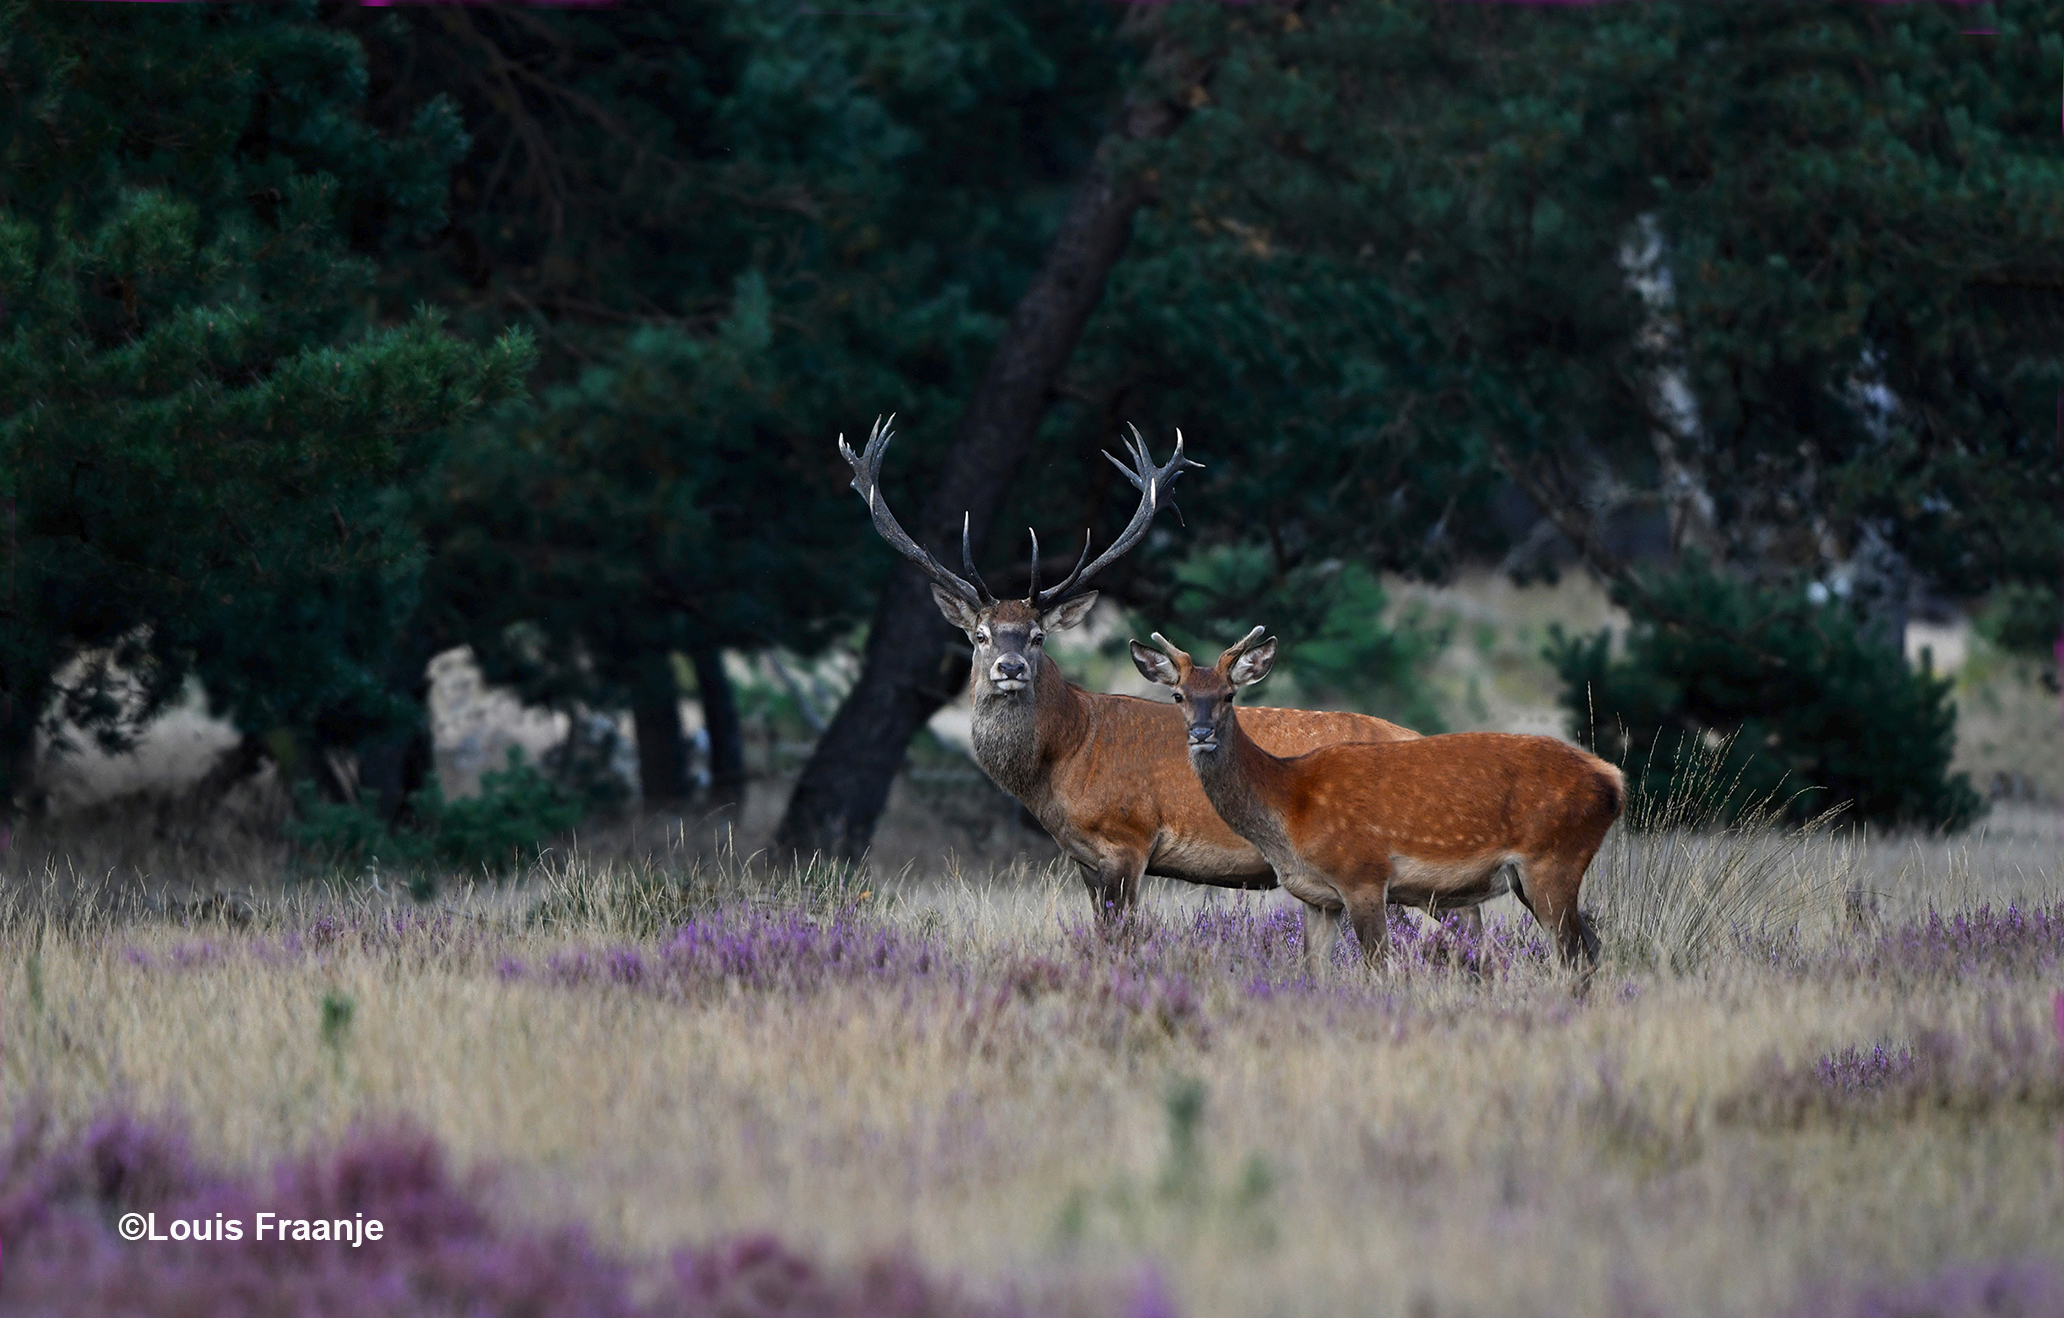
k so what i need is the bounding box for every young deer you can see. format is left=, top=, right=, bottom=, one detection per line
left=1132, top=628, right=1622, bottom=980
left=840, top=418, right=1428, bottom=923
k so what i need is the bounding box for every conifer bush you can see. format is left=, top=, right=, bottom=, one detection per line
left=1549, top=561, right=1982, bottom=831
left=289, top=748, right=582, bottom=879
left=0, top=1, right=530, bottom=806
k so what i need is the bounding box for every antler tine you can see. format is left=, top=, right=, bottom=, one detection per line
left=1147, top=631, right=1194, bottom=668
left=838, top=416, right=988, bottom=606
left=1223, top=625, right=1268, bottom=659
left=960, top=513, right=996, bottom=604
left=1025, top=527, right=1039, bottom=603
left=1034, top=425, right=1203, bottom=608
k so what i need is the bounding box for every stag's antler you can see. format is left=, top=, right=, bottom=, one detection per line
left=1031, top=425, right=1203, bottom=608
left=841, top=417, right=1201, bottom=612
left=837, top=416, right=991, bottom=606
left=1218, top=626, right=1268, bottom=661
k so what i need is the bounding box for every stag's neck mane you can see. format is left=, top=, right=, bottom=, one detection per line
left=968, top=655, right=1087, bottom=804
left=1192, top=714, right=1296, bottom=859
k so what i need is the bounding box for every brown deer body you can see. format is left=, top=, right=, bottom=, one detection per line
left=838, top=419, right=1422, bottom=920
left=963, top=601, right=1418, bottom=912
left=1133, top=629, right=1623, bottom=978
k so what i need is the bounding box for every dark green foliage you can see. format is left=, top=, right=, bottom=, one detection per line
left=1159, top=547, right=1444, bottom=730
left=340, top=0, right=1134, bottom=759
left=431, top=286, right=862, bottom=709
left=0, top=1, right=529, bottom=806
left=1975, top=582, right=2063, bottom=687
left=290, top=747, right=580, bottom=877
left=1085, top=0, right=2063, bottom=653
left=11, top=0, right=2063, bottom=828
left=1550, top=562, right=1982, bottom=831
left=415, top=748, right=584, bottom=873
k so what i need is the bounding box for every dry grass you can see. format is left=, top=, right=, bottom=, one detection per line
left=5, top=809, right=2063, bottom=1318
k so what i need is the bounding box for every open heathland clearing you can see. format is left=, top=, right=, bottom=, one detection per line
left=4, top=805, right=2063, bottom=1317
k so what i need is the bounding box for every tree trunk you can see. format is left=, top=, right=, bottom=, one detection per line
left=631, top=651, right=689, bottom=808
left=1844, top=520, right=1911, bottom=655
left=773, top=15, right=1206, bottom=860
left=1, top=701, right=41, bottom=822
left=690, top=645, right=745, bottom=809
left=1619, top=214, right=1724, bottom=562
left=358, top=669, right=436, bottom=822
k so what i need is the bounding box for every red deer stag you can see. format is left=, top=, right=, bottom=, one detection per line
left=839, top=417, right=1425, bottom=922
left=1131, top=628, right=1622, bottom=982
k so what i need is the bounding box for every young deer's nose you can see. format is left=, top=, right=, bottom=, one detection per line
left=1187, top=723, right=1217, bottom=745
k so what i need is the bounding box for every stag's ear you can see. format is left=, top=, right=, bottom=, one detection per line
left=1129, top=640, right=1181, bottom=687
left=1039, top=591, right=1098, bottom=634
left=931, top=584, right=984, bottom=637
left=1226, top=637, right=1277, bottom=687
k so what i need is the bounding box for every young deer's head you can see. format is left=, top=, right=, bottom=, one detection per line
left=839, top=417, right=1201, bottom=703
left=1130, top=627, right=1277, bottom=754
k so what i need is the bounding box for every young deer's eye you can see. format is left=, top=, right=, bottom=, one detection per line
left=1171, top=692, right=1185, bottom=702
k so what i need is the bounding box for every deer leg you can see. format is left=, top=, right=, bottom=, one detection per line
left=1344, top=890, right=1393, bottom=968
left=1514, top=858, right=1598, bottom=992
left=1078, top=852, right=1144, bottom=929
left=1300, top=901, right=1343, bottom=977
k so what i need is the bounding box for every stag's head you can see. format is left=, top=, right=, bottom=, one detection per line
left=839, top=417, right=1201, bottom=703
left=1130, top=627, right=1277, bottom=754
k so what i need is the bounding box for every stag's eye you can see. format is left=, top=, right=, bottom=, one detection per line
left=976, top=629, right=990, bottom=645
left=1029, top=632, right=1044, bottom=647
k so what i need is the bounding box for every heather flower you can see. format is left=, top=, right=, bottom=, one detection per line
left=0, top=1113, right=1117, bottom=1317
left=1815, top=1044, right=1920, bottom=1097
left=1785, top=1260, right=2064, bottom=1318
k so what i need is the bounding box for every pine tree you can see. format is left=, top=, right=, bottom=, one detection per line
left=1064, top=1, right=2060, bottom=824
left=334, top=0, right=1134, bottom=812
left=0, top=1, right=530, bottom=811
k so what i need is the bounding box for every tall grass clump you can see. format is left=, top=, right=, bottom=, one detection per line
left=1587, top=734, right=1851, bottom=973
left=525, top=841, right=873, bottom=940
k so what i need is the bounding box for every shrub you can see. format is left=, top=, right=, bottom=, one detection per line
left=1162, top=546, right=1446, bottom=730
left=1548, top=560, right=1982, bottom=831
left=289, top=747, right=583, bottom=879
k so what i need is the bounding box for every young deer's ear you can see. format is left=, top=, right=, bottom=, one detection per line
left=1039, top=591, right=1098, bottom=634
left=1129, top=640, right=1181, bottom=687
left=931, top=584, right=984, bottom=638
left=1227, top=637, right=1277, bottom=687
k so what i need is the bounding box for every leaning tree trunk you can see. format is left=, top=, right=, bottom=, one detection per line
left=689, top=644, right=745, bottom=809
left=630, top=650, right=690, bottom=808
left=773, top=15, right=1207, bottom=860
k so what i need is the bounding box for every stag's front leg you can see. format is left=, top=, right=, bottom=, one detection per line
left=1078, top=851, right=1144, bottom=930
left=1300, top=901, right=1343, bottom=978
left=1345, top=890, right=1393, bottom=968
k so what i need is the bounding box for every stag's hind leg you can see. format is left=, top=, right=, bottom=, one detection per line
left=1513, top=855, right=1599, bottom=990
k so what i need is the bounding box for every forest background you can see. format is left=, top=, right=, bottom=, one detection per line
left=4, top=0, right=2062, bottom=872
